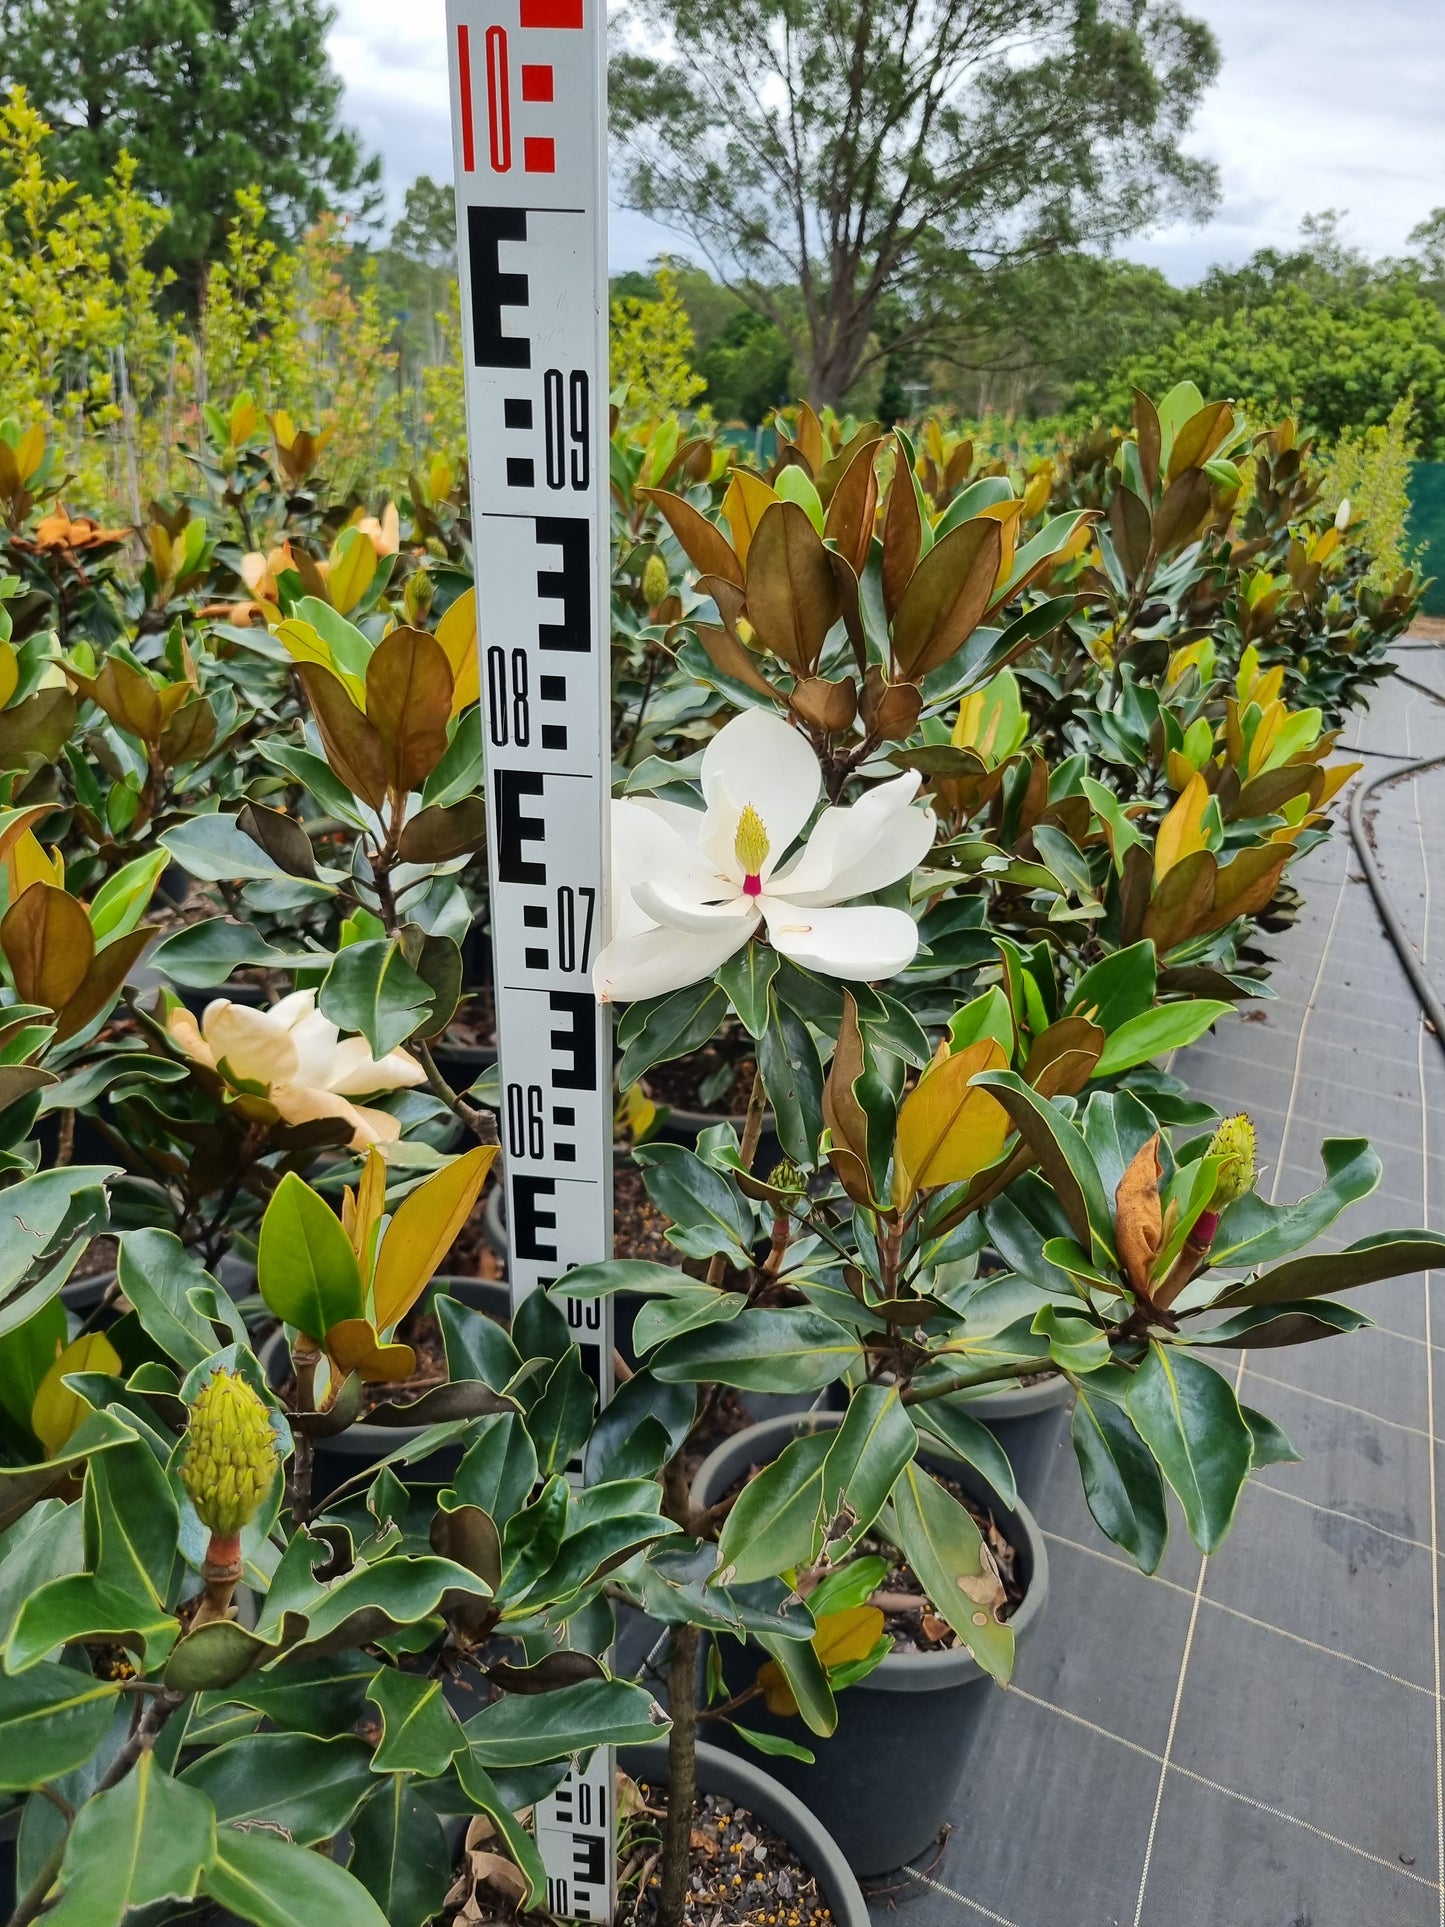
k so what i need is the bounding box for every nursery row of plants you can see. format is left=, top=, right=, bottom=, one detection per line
left=0, top=379, right=1435, bottom=1927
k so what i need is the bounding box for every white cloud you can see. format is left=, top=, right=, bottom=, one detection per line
left=329, top=0, right=1445, bottom=277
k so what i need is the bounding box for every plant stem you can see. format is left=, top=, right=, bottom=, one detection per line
left=656, top=1444, right=701, bottom=1927
left=658, top=1619, right=700, bottom=1927
left=705, top=1066, right=767, bottom=1289
left=6, top=1836, right=67, bottom=1927
left=288, top=1338, right=319, bottom=1524
left=417, top=1039, right=497, bottom=1146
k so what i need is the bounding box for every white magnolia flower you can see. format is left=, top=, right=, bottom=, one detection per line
left=593, top=709, right=936, bottom=1003
left=1335, top=497, right=1352, bottom=533
left=168, top=988, right=425, bottom=1149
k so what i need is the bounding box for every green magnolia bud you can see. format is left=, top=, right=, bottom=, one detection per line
left=404, top=568, right=435, bottom=625
left=767, top=1156, right=806, bottom=1196
left=642, top=552, right=670, bottom=607
left=1207, top=1112, right=1256, bottom=1208
left=181, top=1369, right=279, bottom=1539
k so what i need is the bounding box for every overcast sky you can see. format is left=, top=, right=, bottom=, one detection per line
left=328, top=0, right=1445, bottom=284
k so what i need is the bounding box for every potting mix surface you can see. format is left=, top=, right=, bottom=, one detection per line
left=626, top=1785, right=834, bottom=1927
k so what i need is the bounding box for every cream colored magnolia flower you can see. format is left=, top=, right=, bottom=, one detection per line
left=593, top=708, right=935, bottom=1003
left=354, top=503, right=400, bottom=557
left=168, top=989, right=424, bottom=1149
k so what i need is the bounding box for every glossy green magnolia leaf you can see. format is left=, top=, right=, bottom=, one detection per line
left=1218, top=1232, right=1445, bottom=1309
left=445, top=1414, right=538, bottom=1530
left=0, top=1166, right=115, bottom=1311
left=651, top=1308, right=862, bottom=1392
left=286, top=1555, right=493, bottom=1661
left=257, top=1172, right=365, bottom=1342
left=633, top=1144, right=755, bottom=1267
left=0, top=1659, right=119, bottom=1787
left=0, top=1501, right=82, bottom=1650
left=1065, top=940, right=1158, bottom=1035
left=972, top=1069, right=1115, bottom=1263
left=367, top=1666, right=464, bottom=1774
left=161, top=814, right=331, bottom=892
left=715, top=1432, right=831, bottom=1588
left=549, top=1259, right=692, bottom=1301
left=203, top=1824, right=390, bottom=1927
left=117, top=1229, right=227, bottom=1371
left=1209, top=1138, right=1383, bottom=1270
left=1125, top=1343, right=1252, bottom=1552
left=43, top=1751, right=215, bottom=1927
left=435, top=1294, right=522, bottom=1391
left=527, top=1347, right=597, bottom=1474
left=1187, top=1299, right=1372, bottom=1347
left=453, top=1752, right=549, bottom=1909
left=7, top=1572, right=179, bottom=1672
left=732, top=1723, right=816, bottom=1764
left=147, top=918, right=324, bottom=988
left=319, top=940, right=433, bottom=1059
left=350, top=1777, right=454, bottom=1927
left=36, top=1053, right=186, bottom=1114
left=821, top=1386, right=917, bottom=1551
left=207, top=1653, right=378, bottom=1736
left=0, top=1407, right=135, bottom=1533
left=463, top=1676, right=665, bottom=1767
left=1241, top=1404, right=1300, bottom=1469
left=1070, top=1380, right=1168, bottom=1574
left=755, top=1626, right=836, bottom=1736
left=1032, top=1304, right=1110, bottom=1374
left=617, top=981, right=728, bottom=1087
left=759, top=994, right=825, bottom=1169
left=512, top=1289, right=573, bottom=1367
left=1092, top=1000, right=1232, bottom=1076
left=584, top=1370, right=695, bottom=1483
left=181, top=1733, right=374, bottom=1844
left=0, top=1292, right=64, bottom=1434
left=631, top=1286, right=746, bottom=1352
left=501, top=1476, right=570, bottom=1597
left=886, top=1462, right=1015, bottom=1682
left=911, top=1399, right=1017, bottom=1509
left=716, top=942, right=779, bottom=1040
left=85, top=1433, right=180, bottom=1601
left=518, top=1504, right=677, bottom=1612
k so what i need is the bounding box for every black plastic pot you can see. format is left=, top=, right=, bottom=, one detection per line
left=692, top=1412, right=1049, bottom=1877
left=260, top=1275, right=511, bottom=1499
left=619, top=1739, right=870, bottom=1927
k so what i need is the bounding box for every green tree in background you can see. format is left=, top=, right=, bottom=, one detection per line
left=610, top=0, right=1220, bottom=408
left=0, top=0, right=379, bottom=297
left=1074, top=214, right=1445, bottom=455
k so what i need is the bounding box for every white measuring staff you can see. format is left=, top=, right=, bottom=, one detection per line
left=447, top=0, right=616, bottom=1916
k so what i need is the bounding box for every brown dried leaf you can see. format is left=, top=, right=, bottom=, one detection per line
left=1115, top=1133, right=1163, bottom=1296
left=366, top=626, right=454, bottom=794
left=744, top=500, right=839, bottom=676
left=642, top=488, right=743, bottom=588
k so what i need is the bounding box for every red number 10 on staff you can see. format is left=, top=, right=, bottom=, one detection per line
left=456, top=0, right=584, bottom=179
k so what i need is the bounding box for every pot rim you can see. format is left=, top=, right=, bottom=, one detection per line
left=617, top=1738, right=870, bottom=1927
left=954, top=1372, right=1074, bottom=1419
left=691, top=1410, right=1049, bottom=1693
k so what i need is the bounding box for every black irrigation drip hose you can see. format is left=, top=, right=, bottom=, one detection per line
left=1347, top=741, right=1445, bottom=1058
